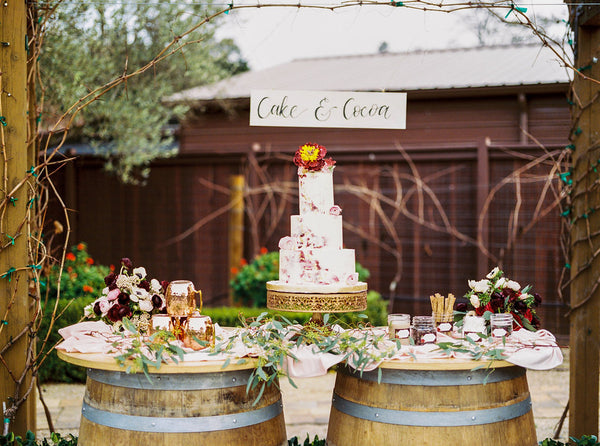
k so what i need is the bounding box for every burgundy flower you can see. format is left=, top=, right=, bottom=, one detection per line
left=107, top=304, right=123, bottom=322
left=120, top=257, right=133, bottom=270
left=139, top=280, right=151, bottom=291
left=490, top=296, right=504, bottom=312
left=117, top=292, right=130, bottom=305
left=104, top=272, right=117, bottom=287
left=533, top=293, right=542, bottom=306
left=456, top=302, right=468, bottom=312
left=514, top=300, right=528, bottom=312
left=93, top=302, right=102, bottom=316
left=152, top=294, right=163, bottom=309
left=160, top=280, right=170, bottom=291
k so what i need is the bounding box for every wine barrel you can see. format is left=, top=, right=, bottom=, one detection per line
left=58, top=352, right=286, bottom=446
left=327, top=361, right=537, bottom=446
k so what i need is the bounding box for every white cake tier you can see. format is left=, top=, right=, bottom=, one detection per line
left=279, top=248, right=358, bottom=286
left=290, top=214, right=343, bottom=249
left=299, top=170, right=334, bottom=215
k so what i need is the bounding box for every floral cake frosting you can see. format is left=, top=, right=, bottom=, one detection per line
left=275, top=143, right=362, bottom=290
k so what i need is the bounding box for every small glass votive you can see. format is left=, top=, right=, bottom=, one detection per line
left=432, top=312, right=454, bottom=335
left=490, top=313, right=513, bottom=339
left=462, top=315, right=486, bottom=342
left=411, top=315, right=437, bottom=345
left=388, top=314, right=411, bottom=344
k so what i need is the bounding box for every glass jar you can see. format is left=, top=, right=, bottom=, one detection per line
left=388, top=314, right=411, bottom=344
left=462, top=315, right=486, bottom=342
left=432, top=312, right=454, bottom=335
left=411, top=316, right=437, bottom=345
left=490, top=313, right=513, bottom=339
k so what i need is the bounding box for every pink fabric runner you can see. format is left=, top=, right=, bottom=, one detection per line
left=56, top=321, right=563, bottom=377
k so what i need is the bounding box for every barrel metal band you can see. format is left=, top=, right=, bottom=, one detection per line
left=81, top=399, right=283, bottom=433
left=332, top=394, right=532, bottom=426
left=340, top=365, right=525, bottom=386
left=87, top=368, right=252, bottom=390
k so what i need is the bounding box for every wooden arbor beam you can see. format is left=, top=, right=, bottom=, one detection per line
left=568, top=1, right=600, bottom=437
left=0, top=0, right=36, bottom=435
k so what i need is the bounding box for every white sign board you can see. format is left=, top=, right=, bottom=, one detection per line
left=250, top=90, right=406, bottom=129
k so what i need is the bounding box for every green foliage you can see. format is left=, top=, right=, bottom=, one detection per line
left=205, top=290, right=388, bottom=327
left=0, top=432, right=77, bottom=446
left=229, top=250, right=375, bottom=308
left=41, top=1, right=248, bottom=184
left=230, top=251, right=279, bottom=307
left=288, top=434, right=326, bottom=446
left=41, top=243, right=110, bottom=301
left=540, top=436, right=600, bottom=446
left=37, top=243, right=109, bottom=383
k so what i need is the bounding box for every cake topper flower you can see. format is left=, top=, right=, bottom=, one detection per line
left=293, top=143, right=335, bottom=172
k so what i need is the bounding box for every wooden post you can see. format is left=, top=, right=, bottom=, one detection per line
left=568, top=14, right=600, bottom=438
left=476, top=137, right=490, bottom=278
left=228, top=175, right=244, bottom=305
left=0, top=0, right=36, bottom=435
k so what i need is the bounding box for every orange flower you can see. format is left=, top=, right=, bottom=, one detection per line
left=230, top=267, right=239, bottom=275
left=82, top=285, right=93, bottom=293
left=66, top=252, right=76, bottom=261
left=260, top=247, right=268, bottom=255
left=110, top=264, right=115, bottom=271
left=77, top=243, right=85, bottom=251
left=67, top=266, right=73, bottom=273
left=86, top=258, right=94, bottom=265
left=240, top=258, right=247, bottom=266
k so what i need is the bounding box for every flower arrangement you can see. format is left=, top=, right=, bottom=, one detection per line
left=84, top=257, right=168, bottom=333
left=293, top=143, right=335, bottom=172
left=456, top=267, right=542, bottom=331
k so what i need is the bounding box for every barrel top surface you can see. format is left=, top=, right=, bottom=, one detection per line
left=57, top=350, right=258, bottom=374
left=379, top=357, right=515, bottom=370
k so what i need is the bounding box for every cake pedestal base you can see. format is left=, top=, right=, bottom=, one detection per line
left=266, top=282, right=368, bottom=314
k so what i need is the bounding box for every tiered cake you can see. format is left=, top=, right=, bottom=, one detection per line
left=267, top=143, right=367, bottom=313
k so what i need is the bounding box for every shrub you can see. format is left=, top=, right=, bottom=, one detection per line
left=230, top=249, right=373, bottom=308
left=37, top=243, right=110, bottom=383
left=230, top=250, right=279, bottom=307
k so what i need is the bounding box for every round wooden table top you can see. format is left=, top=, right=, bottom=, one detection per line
left=58, top=348, right=514, bottom=374
left=57, top=349, right=259, bottom=374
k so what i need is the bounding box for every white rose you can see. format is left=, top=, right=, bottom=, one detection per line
left=470, top=295, right=481, bottom=308
left=506, top=280, right=520, bottom=291
left=139, top=299, right=154, bottom=312
left=133, top=267, right=147, bottom=279
left=471, top=279, right=490, bottom=293
left=495, top=277, right=507, bottom=289
left=486, top=267, right=500, bottom=279
left=150, top=278, right=162, bottom=293
left=519, top=293, right=531, bottom=301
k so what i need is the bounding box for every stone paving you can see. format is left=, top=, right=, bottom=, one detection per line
left=37, top=350, right=571, bottom=443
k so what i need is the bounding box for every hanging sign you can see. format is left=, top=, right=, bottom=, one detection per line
left=250, top=89, right=406, bottom=129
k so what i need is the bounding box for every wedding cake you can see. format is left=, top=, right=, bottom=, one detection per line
left=267, top=144, right=367, bottom=312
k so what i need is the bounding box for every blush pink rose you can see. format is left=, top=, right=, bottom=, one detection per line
left=346, top=272, right=359, bottom=285
left=107, top=288, right=120, bottom=301
left=329, top=205, right=342, bottom=216
left=278, top=236, right=296, bottom=250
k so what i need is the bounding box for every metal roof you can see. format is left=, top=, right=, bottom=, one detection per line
left=167, top=43, right=571, bottom=103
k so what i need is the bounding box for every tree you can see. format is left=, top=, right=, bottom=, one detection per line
left=39, top=1, right=248, bottom=184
